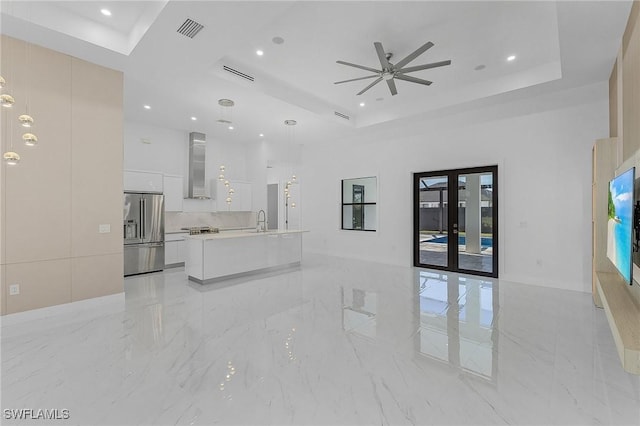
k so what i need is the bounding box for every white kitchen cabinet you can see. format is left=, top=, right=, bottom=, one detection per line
left=124, top=170, right=163, bottom=193
left=165, top=232, right=188, bottom=267
left=163, top=174, right=184, bottom=211
left=216, top=181, right=252, bottom=212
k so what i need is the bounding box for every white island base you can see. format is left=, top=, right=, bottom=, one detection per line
left=185, top=230, right=305, bottom=284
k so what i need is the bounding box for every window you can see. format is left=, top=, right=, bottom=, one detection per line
left=341, top=177, right=377, bottom=231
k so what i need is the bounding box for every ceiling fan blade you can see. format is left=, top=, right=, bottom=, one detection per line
left=386, top=78, right=398, bottom=96
left=396, top=60, right=452, bottom=74
left=394, top=42, right=434, bottom=69
left=394, top=74, right=432, bottom=86
left=336, top=60, right=381, bottom=74
left=334, top=74, right=380, bottom=85
left=357, top=76, right=383, bottom=95
left=374, top=42, right=390, bottom=69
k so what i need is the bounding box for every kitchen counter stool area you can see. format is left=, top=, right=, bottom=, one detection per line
left=185, top=230, right=306, bottom=284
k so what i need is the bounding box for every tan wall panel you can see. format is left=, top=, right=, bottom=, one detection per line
left=1, top=36, right=124, bottom=315
left=71, top=254, right=123, bottom=302
left=622, top=4, right=640, bottom=160
left=623, top=1, right=640, bottom=57
left=609, top=61, right=618, bottom=138
left=2, top=36, right=72, bottom=264
left=0, top=265, right=6, bottom=315
left=5, top=259, right=71, bottom=314
left=71, top=58, right=123, bottom=257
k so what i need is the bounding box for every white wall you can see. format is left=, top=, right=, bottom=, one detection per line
left=124, top=122, right=251, bottom=212
left=301, top=82, right=610, bottom=293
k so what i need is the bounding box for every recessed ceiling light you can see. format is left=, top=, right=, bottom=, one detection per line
left=100, top=9, right=112, bottom=16
left=228, top=126, right=234, bottom=130
left=359, top=102, right=365, bottom=107
left=143, top=105, right=151, bottom=110
left=272, top=36, right=285, bottom=45
left=259, top=133, right=264, bottom=137
left=256, top=50, right=264, bottom=56
left=507, top=55, right=516, bottom=62
left=191, top=116, right=197, bottom=121
left=474, top=64, right=486, bottom=71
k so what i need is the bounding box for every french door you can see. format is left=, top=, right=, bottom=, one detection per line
left=413, top=166, right=498, bottom=278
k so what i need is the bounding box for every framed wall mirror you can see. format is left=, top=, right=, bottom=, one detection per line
left=342, top=176, right=377, bottom=231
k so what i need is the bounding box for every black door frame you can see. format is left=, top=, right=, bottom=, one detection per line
left=413, top=165, right=499, bottom=278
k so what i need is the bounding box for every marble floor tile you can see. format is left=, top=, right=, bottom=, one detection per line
left=2, top=254, right=639, bottom=425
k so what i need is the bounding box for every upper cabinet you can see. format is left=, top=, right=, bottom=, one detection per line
left=216, top=180, right=252, bottom=212
left=124, top=170, right=163, bottom=193
left=163, top=174, right=184, bottom=212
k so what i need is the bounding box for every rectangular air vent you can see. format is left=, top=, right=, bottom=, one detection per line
left=223, top=65, right=255, bottom=82
left=177, top=18, right=204, bottom=39
left=334, top=111, right=350, bottom=120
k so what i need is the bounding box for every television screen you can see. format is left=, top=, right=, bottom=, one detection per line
left=607, top=167, right=635, bottom=284
left=632, top=177, right=640, bottom=283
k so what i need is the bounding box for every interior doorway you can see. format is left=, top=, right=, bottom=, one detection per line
left=413, top=166, right=498, bottom=278
left=267, top=183, right=278, bottom=230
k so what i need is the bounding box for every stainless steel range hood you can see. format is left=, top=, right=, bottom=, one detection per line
left=187, top=132, right=210, bottom=199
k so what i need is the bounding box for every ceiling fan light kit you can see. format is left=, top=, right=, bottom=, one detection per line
left=335, top=41, right=451, bottom=96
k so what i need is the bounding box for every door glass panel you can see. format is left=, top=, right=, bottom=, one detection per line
left=457, top=172, right=493, bottom=274
left=418, top=176, right=449, bottom=267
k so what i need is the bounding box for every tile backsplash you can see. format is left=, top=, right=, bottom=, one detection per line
left=166, top=211, right=255, bottom=233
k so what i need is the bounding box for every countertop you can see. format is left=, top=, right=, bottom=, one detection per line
left=165, top=227, right=255, bottom=235
left=185, top=230, right=308, bottom=241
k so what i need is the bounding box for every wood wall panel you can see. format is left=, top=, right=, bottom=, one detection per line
left=0, top=35, right=124, bottom=315
left=609, top=61, right=618, bottom=138
left=71, top=58, right=123, bottom=258
left=4, top=259, right=71, bottom=314
left=71, top=254, right=123, bottom=302
left=2, top=37, right=72, bottom=264
left=622, top=2, right=640, bottom=160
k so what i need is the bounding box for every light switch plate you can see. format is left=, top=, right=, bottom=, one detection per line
left=99, top=224, right=111, bottom=233
left=9, top=284, right=20, bottom=295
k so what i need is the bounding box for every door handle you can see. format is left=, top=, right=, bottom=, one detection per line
left=141, top=199, right=146, bottom=239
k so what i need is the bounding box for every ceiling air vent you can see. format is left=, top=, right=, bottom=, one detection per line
left=223, top=65, right=255, bottom=82
left=177, top=18, right=204, bottom=39
left=334, top=111, right=350, bottom=120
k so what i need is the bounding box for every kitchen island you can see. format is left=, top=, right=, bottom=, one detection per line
left=185, top=230, right=306, bottom=284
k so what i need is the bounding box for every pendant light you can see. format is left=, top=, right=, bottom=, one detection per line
left=2, top=38, right=40, bottom=166
left=3, top=109, right=20, bottom=166
left=22, top=133, right=38, bottom=146
left=20, top=40, right=37, bottom=145
left=216, top=99, right=234, bottom=126
left=0, top=94, right=15, bottom=108
left=3, top=151, right=20, bottom=165
left=283, top=119, right=300, bottom=228
left=18, top=114, right=33, bottom=127
left=218, top=164, right=234, bottom=209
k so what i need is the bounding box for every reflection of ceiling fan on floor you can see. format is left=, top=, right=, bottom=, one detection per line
left=335, top=41, right=451, bottom=96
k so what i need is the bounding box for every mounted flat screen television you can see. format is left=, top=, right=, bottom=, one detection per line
left=632, top=176, right=640, bottom=285
left=607, top=167, right=635, bottom=284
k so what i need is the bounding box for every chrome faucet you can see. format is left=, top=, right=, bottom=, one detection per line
left=257, top=209, right=267, bottom=232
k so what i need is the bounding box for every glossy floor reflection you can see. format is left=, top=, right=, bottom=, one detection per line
left=2, top=254, right=640, bottom=425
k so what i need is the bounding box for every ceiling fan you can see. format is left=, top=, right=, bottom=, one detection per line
left=334, top=41, right=451, bottom=96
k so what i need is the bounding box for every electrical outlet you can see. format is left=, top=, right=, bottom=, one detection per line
left=9, top=284, right=20, bottom=295
left=99, top=224, right=111, bottom=233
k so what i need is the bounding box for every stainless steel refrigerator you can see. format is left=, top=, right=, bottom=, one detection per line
left=123, top=192, right=164, bottom=276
